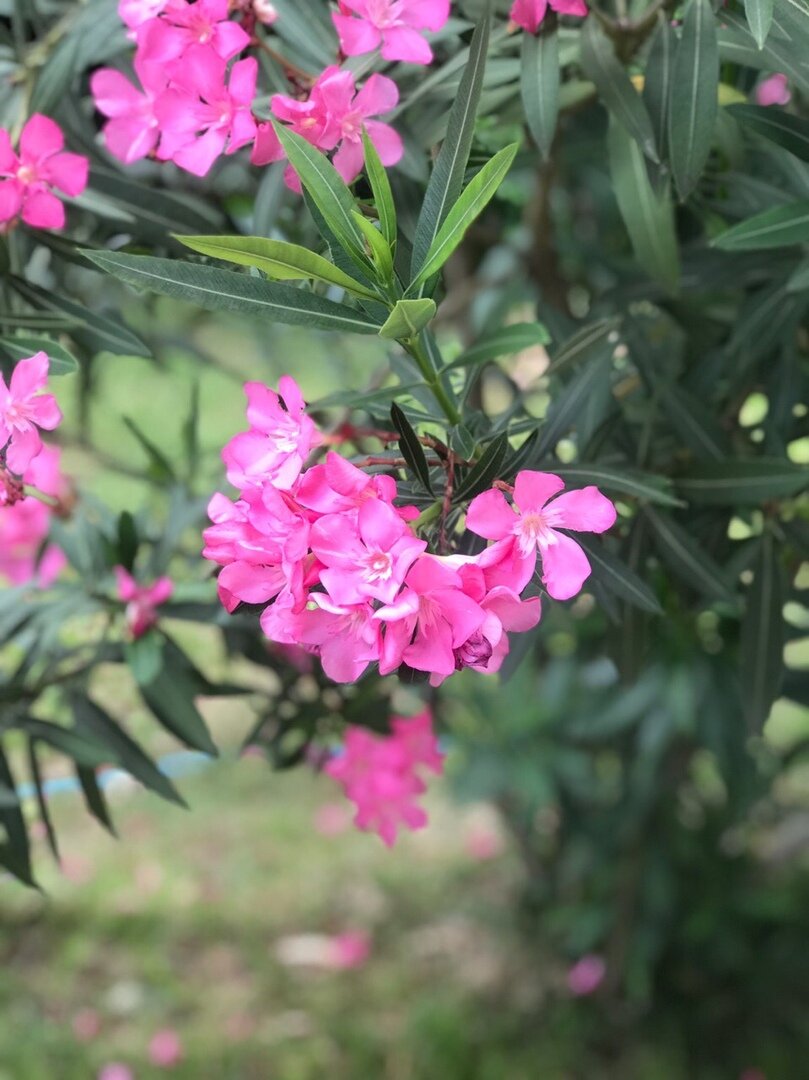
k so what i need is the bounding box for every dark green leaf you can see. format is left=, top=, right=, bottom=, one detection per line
left=27, top=740, right=59, bottom=862
left=713, top=201, right=809, bottom=250
left=362, top=129, right=397, bottom=250
left=668, top=0, right=719, bottom=199
left=728, top=104, right=809, bottom=162
left=450, top=423, right=477, bottom=460
left=534, top=350, right=612, bottom=458
left=547, top=317, right=620, bottom=375
left=744, top=0, right=774, bottom=49
left=17, top=719, right=108, bottom=768
left=576, top=537, right=663, bottom=615
left=0, top=745, right=34, bottom=887
left=455, top=433, right=510, bottom=501
left=140, top=669, right=218, bottom=757
left=740, top=533, right=785, bottom=732
left=521, top=28, right=559, bottom=160
left=445, top=322, right=550, bottom=372
left=123, top=417, right=176, bottom=485
left=76, top=765, right=116, bottom=835
left=552, top=465, right=681, bottom=506
left=391, top=402, right=434, bottom=494
left=0, top=334, right=79, bottom=376
left=677, top=458, right=809, bottom=503
left=643, top=17, right=675, bottom=159
left=645, top=507, right=736, bottom=602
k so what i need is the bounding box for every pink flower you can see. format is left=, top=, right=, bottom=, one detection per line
left=755, top=73, right=791, bottom=107
left=311, top=498, right=426, bottom=606
left=566, top=954, right=606, bottom=996
left=253, top=0, right=278, bottom=24
left=333, top=0, right=450, bottom=65
left=222, top=376, right=319, bottom=491
left=375, top=555, right=486, bottom=677
left=97, top=1065, right=134, bottom=1080
left=0, top=446, right=67, bottom=586
left=136, top=0, right=251, bottom=65
left=325, top=931, right=371, bottom=970
left=155, top=46, right=258, bottom=176
left=0, top=115, right=88, bottom=230
left=148, top=1028, right=184, bottom=1067
left=466, top=471, right=616, bottom=601
left=272, top=66, right=402, bottom=185
left=114, top=566, right=173, bottom=637
left=118, top=0, right=172, bottom=32
left=297, top=451, right=400, bottom=516
left=250, top=121, right=285, bottom=166
left=326, top=709, right=443, bottom=845
left=510, top=0, right=587, bottom=34
left=91, top=58, right=169, bottom=164
left=0, top=352, right=62, bottom=474
left=266, top=595, right=381, bottom=683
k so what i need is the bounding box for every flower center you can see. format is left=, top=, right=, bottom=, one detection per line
left=361, top=550, right=392, bottom=582
left=16, top=164, right=37, bottom=185
left=514, top=510, right=558, bottom=557
left=366, top=0, right=401, bottom=28
left=268, top=419, right=300, bottom=453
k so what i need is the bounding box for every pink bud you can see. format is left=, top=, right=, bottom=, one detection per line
left=148, top=1028, right=183, bottom=1067
left=253, top=0, right=278, bottom=24
left=567, top=954, right=606, bottom=996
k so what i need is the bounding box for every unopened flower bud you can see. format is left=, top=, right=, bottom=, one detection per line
left=253, top=0, right=278, bottom=24
left=454, top=631, right=493, bottom=671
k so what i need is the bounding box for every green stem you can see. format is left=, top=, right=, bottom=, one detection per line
left=404, top=336, right=462, bottom=427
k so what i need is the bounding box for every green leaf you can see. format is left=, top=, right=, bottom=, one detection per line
left=71, top=695, right=186, bottom=806
left=310, top=382, right=422, bottom=410
left=178, top=235, right=380, bottom=301
left=677, top=459, right=809, bottom=504
left=521, top=28, right=559, bottom=160
left=362, top=129, right=397, bottom=250
left=27, top=740, right=59, bottom=862
left=643, top=17, right=675, bottom=160
left=455, top=433, right=510, bottom=501
left=547, top=317, right=620, bottom=375
left=787, top=258, right=809, bottom=293
left=0, top=334, right=79, bottom=376
left=741, top=533, right=785, bottom=732
left=551, top=465, right=681, bottom=507
left=273, top=124, right=371, bottom=273
left=76, top=765, right=116, bottom=836
left=124, top=633, right=165, bottom=686
left=445, top=322, right=549, bottom=371
left=655, top=383, right=729, bottom=460
left=668, top=0, right=719, bottom=199
left=17, top=719, right=108, bottom=768
left=410, top=143, right=519, bottom=290
left=84, top=253, right=383, bottom=335
left=534, top=350, right=612, bottom=459
left=450, top=423, right=477, bottom=460
left=411, top=8, right=491, bottom=280
left=713, top=201, right=809, bottom=250
left=29, top=26, right=82, bottom=115
left=744, top=0, right=774, bottom=49
left=379, top=299, right=437, bottom=340
left=140, top=669, right=218, bottom=757
left=607, top=117, right=679, bottom=294
left=391, top=402, right=433, bottom=494
left=0, top=746, right=35, bottom=887
left=352, top=211, right=394, bottom=283
left=645, top=508, right=736, bottom=602
left=728, top=104, right=809, bottom=163
left=576, top=537, right=663, bottom=615
left=579, top=17, right=658, bottom=162
left=123, top=417, right=176, bottom=484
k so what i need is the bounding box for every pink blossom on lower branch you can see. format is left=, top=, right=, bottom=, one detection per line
left=333, top=0, right=451, bottom=65
left=0, top=115, right=89, bottom=230
left=0, top=352, right=63, bottom=474
left=114, top=567, right=173, bottom=638
left=326, top=710, right=443, bottom=846
left=510, top=0, right=587, bottom=34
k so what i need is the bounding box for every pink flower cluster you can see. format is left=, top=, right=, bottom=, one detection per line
left=333, top=0, right=451, bottom=65
left=0, top=446, right=67, bottom=586
left=0, top=115, right=88, bottom=232
left=204, top=376, right=616, bottom=686
left=91, top=0, right=405, bottom=183
left=325, top=709, right=443, bottom=845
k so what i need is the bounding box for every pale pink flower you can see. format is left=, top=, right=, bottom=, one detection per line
left=253, top=0, right=278, bottom=24
left=114, top=566, right=173, bottom=638
left=567, top=954, right=606, bottom=996
left=326, top=710, right=443, bottom=845
left=333, top=0, right=450, bottom=64
left=755, top=73, right=790, bottom=106
left=325, top=931, right=371, bottom=970
left=311, top=498, right=426, bottom=606
left=155, top=46, right=258, bottom=176
left=136, top=0, right=251, bottom=65
left=0, top=115, right=88, bottom=230
left=466, top=471, right=616, bottom=601
left=375, top=555, right=486, bottom=677
left=222, top=376, right=319, bottom=491
left=0, top=352, right=62, bottom=474
left=91, top=58, right=170, bottom=164
left=97, top=1065, right=134, bottom=1080
left=71, top=1008, right=102, bottom=1042
left=510, top=0, right=587, bottom=34
left=0, top=446, right=67, bottom=586
left=148, top=1028, right=184, bottom=1067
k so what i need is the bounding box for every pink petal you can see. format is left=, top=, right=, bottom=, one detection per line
left=484, top=587, right=542, bottom=632
left=333, top=140, right=364, bottom=185
left=170, top=44, right=227, bottom=101
left=478, top=535, right=536, bottom=594
left=146, top=576, right=173, bottom=606
left=28, top=394, right=62, bottom=431
left=6, top=428, right=43, bottom=474
left=380, top=25, right=433, bottom=64
left=219, top=560, right=284, bottom=603
left=42, top=152, right=89, bottom=197
left=9, top=352, right=49, bottom=398
left=19, top=114, right=63, bottom=162
left=406, top=554, right=461, bottom=594
left=404, top=0, right=451, bottom=31
left=228, top=110, right=258, bottom=155
left=364, top=120, right=403, bottom=166
left=434, top=587, right=486, bottom=646
left=228, top=56, right=258, bottom=106
left=251, top=122, right=285, bottom=166
left=550, top=0, right=587, bottom=14
left=213, top=19, right=252, bottom=61
left=405, top=618, right=456, bottom=674
left=0, top=129, right=18, bottom=172
left=278, top=375, right=305, bottom=413
left=114, top=565, right=138, bottom=601
left=358, top=497, right=406, bottom=551
left=466, top=488, right=515, bottom=540
left=510, top=0, right=547, bottom=33
left=103, top=117, right=159, bottom=164
left=21, top=189, right=65, bottom=229
left=0, top=180, right=23, bottom=223
left=332, top=12, right=382, bottom=55
left=354, top=74, right=399, bottom=117
left=172, top=127, right=228, bottom=176
left=540, top=533, right=591, bottom=600
left=513, top=470, right=565, bottom=512
left=548, top=486, right=616, bottom=533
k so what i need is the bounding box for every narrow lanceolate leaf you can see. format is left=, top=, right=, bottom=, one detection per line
left=362, top=129, right=397, bottom=250
left=744, top=0, right=774, bottom=49
left=547, top=317, right=620, bottom=375
left=352, top=211, right=394, bottom=283
left=379, top=299, right=437, bottom=340
left=608, top=118, right=679, bottom=294
left=656, top=383, right=729, bottom=460
left=76, top=765, right=116, bottom=835
left=576, top=537, right=664, bottom=615
left=521, top=28, right=559, bottom=160
left=535, top=351, right=612, bottom=459
left=27, top=740, right=59, bottom=862
left=410, top=143, right=519, bottom=290
left=741, top=534, right=785, bottom=732
left=580, top=17, right=658, bottom=162
left=178, top=236, right=380, bottom=301
left=0, top=746, right=34, bottom=887
left=391, top=402, right=433, bottom=494
left=787, top=258, right=809, bottom=293
left=445, top=322, right=550, bottom=371
left=713, top=201, right=809, bottom=250
left=0, top=334, right=79, bottom=376
left=677, top=459, right=809, bottom=504
left=645, top=508, right=736, bottom=602
left=643, top=17, right=675, bottom=160
left=140, top=670, right=218, bottom=757
left=455, top=433, right=510, bottom=501
left=84, top=253, right=383, bottom=335
left=669, top=0, right=719, bottom=199
left=551, top=465, right=681, bottom=507
left=411, top=8, right=491, bottom=279
left=273, top=124, right=372, bottom=274
left=727, top=105, right=809, bottom=163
